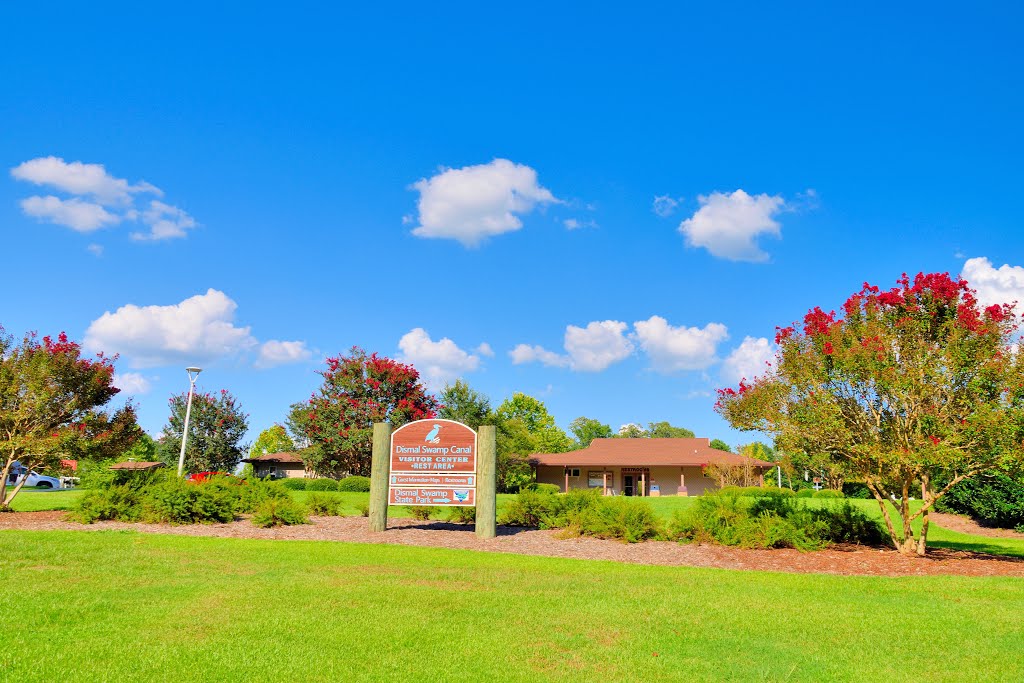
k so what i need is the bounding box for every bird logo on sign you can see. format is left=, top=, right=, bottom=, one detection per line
left=424, top=424, right=442, bottom=444
left=453, top=490, right=469, bottom=503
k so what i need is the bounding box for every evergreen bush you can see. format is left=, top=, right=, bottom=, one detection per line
left=280, top=478, right=307, bottom=491
left=447, top=506, right=476, bottom=524
left=251, top=498, right=308, bottom=528
left=305, top=492, right=341, bottom=516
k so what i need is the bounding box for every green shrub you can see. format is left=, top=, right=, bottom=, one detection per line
left=935, top=473, right=1024, bottom=529
left=499, top=489, right=563, bottom=527
left=410, top=506, right=434, bottom=521
left=842, top=483, right=872, bottom=499
left=358, top=503, right=370, bottom=517
left=71, top=485, right=143, bottom=523
left=279, top=478, right=307, bottom=491
left=564, top=496, right=662, bottom=543
left=812, top=489, right=845, bottom=499
left=337, top=476, right=371, bottom=492
left=305, top=492, right=341, bottom=516
left=520, top=482, right=561, bottom=495
left=306, top=478, right=339, bottom=492
left=795, top=489, right=815, bottom=498
left=447, top=506, right=476, bottom=524
left=142, top=477, right=236, bottom=524
left=251, top=498, right=308, bottom=528
left=237, top=477, right=290, bottom=513
left=668, top=492, right=883, bottom=551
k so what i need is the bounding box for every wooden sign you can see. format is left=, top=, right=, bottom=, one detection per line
left=389, top=419, right=477, bottom=506
left=390, top=473, right=476, bottom=487
left=390, top=419, right=476, bottom=474
left=389, top=487, right=476, bottom=507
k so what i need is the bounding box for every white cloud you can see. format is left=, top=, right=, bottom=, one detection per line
left=633, top=316, right=729, bottom=373
left=721, top=336, right=775, bottom=384
left=398, top=328, right=482, bottom=388
left=11, top=156, right=160, bottom=205
left=511, top=320, right=633, bottom=372
left=131, top=200, right=197, bottom=241
left=476, top=342, right=495, bottom=357
left=509, top=343, right=569, bottom=368
left=409, top=158, right=560, bottom=246
left=962, top=257, right=1024, bottom=309
left=652, top=195, right=680, bottom=217
left=112, top=372, right=152, bottom=394
left=85, top=289, right=258, bottom=368
left=564, top=320, right=633, bottom=371
left=678, top=189, right=785, bottom=262
left=257, top=340, right=313, bottom=369
left=563, top=218, right=597, bottom=230
left=20, top=195, right=121, bottom=232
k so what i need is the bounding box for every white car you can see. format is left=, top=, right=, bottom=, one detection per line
left=6, top=462, right=62, bottom=489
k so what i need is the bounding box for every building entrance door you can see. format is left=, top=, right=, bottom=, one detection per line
left=623, top=475, right=635, bottom=496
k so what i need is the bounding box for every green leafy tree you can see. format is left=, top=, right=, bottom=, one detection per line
left=250, top=424, right=295, bottom=458
left=716, top=271, right=1024, bottom=555
left=305, top=347, right=437, bottom=476
left=159, top=389, right=250, bottom=473
left=569, top=416, right=613, bottom=448
left=647, top=421, right=695, bottom=438
left=495, top=393, right=572, bottom=454
left=709, top=438, right=732, bottom=452
left=284, top=402, right=312, bottom=448
left=0, top=329, right=141, bottom=508
left=438, top=380, right=491, bottom=429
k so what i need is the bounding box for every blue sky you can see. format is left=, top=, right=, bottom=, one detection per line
left=3, top=2, right=1024, bottom=447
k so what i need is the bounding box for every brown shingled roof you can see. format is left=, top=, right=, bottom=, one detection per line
left=242, top=452, right=305, bottom=464
left=109, top=461, right=166, bottom=471
left=530, top=438, right=775, bottom=468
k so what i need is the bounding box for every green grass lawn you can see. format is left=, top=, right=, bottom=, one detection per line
left=1, top=530, right=1023, bottom=682
left=6, top=487, right=84, bottom=511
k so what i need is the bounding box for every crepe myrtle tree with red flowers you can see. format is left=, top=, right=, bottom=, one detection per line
left=304, top=347, right=438, bottom=477
left=716, top=272, right=1024, bottom=556
left=0, top=328, right=142, bottom=509
left=159, top=389, right=249, bottom=473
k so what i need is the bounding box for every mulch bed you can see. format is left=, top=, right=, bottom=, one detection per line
left=3, top=511, right=1023, bottom=578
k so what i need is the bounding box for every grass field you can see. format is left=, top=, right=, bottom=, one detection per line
left=12, top=488, right=1024, bottom=558
left=1, top=530, right=1022, bottom=682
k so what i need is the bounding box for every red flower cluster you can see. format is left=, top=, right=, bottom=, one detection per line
left=803, top=307, right=836, bottom=337
left=774, top=325, right=796, bottom=344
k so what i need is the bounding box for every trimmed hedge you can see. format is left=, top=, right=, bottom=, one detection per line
left=337, top=476, right=371, bottom=492
left=306, top=478, right=339, bottom=492
left=720, top=486, right=795, bottom=497
left=279, top=478, right=308, bottom=491
left=520, top=482, right=561, bottom=495
left=936, top=473, right=1024, bottom=530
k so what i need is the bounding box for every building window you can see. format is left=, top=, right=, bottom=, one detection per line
left=587, top=471, right=606, bottom=488
left=566, top=468, right=580, bottom=478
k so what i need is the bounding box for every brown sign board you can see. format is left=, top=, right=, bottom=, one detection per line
left=390, top=473, right=476, bottom=487
left=389, top=487, right=476, bottom=507
left=390, top=419, right=476, bottom=474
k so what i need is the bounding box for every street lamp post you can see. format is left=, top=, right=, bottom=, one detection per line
left=176, top=367, right=202, bottom=477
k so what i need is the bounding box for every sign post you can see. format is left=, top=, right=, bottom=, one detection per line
left=368, top=422, right=392, bottom=532
left=476, top=425, right=496, bottom=539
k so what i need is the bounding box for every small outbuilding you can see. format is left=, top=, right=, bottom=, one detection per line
left=530, top=438, right=774, bottom=496
left=242, top=452, right=307, bottom=479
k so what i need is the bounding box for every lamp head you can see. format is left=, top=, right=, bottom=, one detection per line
left=186, top=366, right=202, bottom=374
